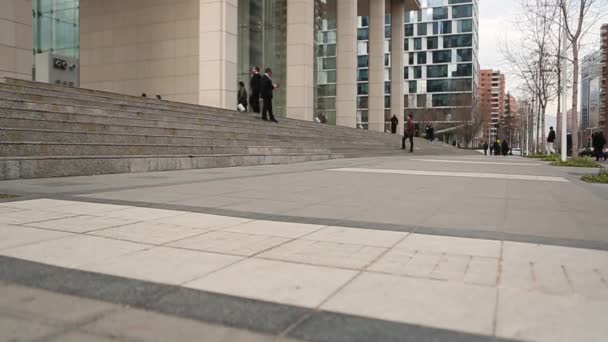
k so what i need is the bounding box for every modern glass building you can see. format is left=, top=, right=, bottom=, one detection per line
left=581, top=50, right=603, bottom=139
left=33, top=0, right=80, bottom=58
left=403, top=0, right=479, bottom=129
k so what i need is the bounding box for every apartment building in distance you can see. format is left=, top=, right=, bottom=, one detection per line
left=478, top=69, right=505, bottom=141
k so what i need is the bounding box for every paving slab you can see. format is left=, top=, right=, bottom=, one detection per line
left=185, top=258, right=357, bottom=308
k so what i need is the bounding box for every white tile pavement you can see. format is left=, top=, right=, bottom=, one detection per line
left=1, top=199, right=608, bottom=341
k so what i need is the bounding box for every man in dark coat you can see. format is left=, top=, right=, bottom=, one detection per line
left=593, top=132, right=606, bottom=161
left=249, top=66, right=262, bottom=113
left=390, top=115, right=399, bottom=134
left=483, top=141, right=489, bottom=155
left=402, top=114, right=415, bottom=152
left=501, top=139, right=509, bottom=156
left=261, top=67, right=278, bottom=123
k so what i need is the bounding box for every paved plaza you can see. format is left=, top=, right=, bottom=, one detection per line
left=1, top=154, right=608, bottom=341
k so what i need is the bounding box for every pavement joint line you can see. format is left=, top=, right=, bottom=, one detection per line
left=327, top=167, right=570, bottom=183
left=0, top=255, right=520, bottom=342
left=411, top=159, right=543, bottom=166
left=491, top=241, right=504, bottom=337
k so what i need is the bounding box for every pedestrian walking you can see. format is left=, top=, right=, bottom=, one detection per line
left=547, top=126, right=556, bottom=154
left=483, top=141, right=489, bottom=156
left=501, top=140, right=509, bottom=156
left=402, top=114, right=415, bottom=152
left=593, top=132, right=606, bottom=161
left=261, top=67, right=279, bottom=123
left=237, top=81, right=248, bottom=111
left=249, top=66, right=262, bottom=113
left=493, top=139, right=500, bottom=156
left=390, top=115, right=399, bottom=134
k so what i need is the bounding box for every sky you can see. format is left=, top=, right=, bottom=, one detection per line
left=477, top=0, right=607, bottom=131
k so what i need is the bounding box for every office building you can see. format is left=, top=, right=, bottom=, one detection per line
left=3, top=0, right=433, bottom=132
left=581, top=50, right=602, bottom=141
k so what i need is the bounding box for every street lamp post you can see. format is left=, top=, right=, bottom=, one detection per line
left=560, top=11, right=568, bottom=161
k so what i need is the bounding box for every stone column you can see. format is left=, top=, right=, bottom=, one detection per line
left=368, top=0, right=386, bottom=132
left=0, top=0, right=33, bottom=80
left=390, top=0, right=405, bottom=135
left=286, top=0, right=314, bottom=121
left=335, top=0, right=358, bottom=128
left=199, top=0, right=238, bottom=109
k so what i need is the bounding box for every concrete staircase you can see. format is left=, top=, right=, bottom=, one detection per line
left=0, top=78, right=407, bottom=180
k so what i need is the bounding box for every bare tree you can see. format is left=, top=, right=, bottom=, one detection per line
left=501, top=0, right=560, bottom=154
left=558, top=0, right=604, bottom=157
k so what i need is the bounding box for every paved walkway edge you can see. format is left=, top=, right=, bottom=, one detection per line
left=0, top=255, right=519, bottom=342
left=26, top=194, right=608, bottom=252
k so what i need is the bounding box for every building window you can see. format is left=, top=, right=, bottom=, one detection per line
left=405, top=24, right=414, bottom=37
left=357, top=83, right=369, bottom=95
left=432, top=94, right=450, bottom=106
left=418, top=23, right=427, bottom=36
left=404, top=38, right=409, bottom=51
left=385, top=25, right=391, bottom=38
left=427, top=65, right=448, bottom=78
left=357, top=96, right=368, bottom=108
left=322, top=58, right=336, bottom=70
left=441, top=21, right=452, bottom=34
left=456, top=48, right=473, bottom=62
left=452, top=4, right=473, bottom=18
left=409, top=53, right=415, bottom=65
left=443, top=34, right=473, bottom=48
left=357, top=28, right=369, bottom=40
left=414, top=66, right=422, bottom=79
left=452, top=63, right=472, bottom=77
left=417, top=94, right=427, bottom=108
left=318, top=84, right=336, bottom=96
left=414, top=38, right=422, bottom=50
left=427, top=37, right=438, bottom=49
left=417, top=52, right=427, bottom=64
left=409, top=81, right=417, bottom=94
left=358, top=69, right=369, bottom=81
left=385, top=96, right=391, bottom=108
left=456, top=19, right=473, bottom=33
left=432, top=50, right=452, bottom=63
left=433, top=7, right=449, bottom=20
left=358, top=55, right=369, bottom=68
left=449, top=0, right=472, bottom=3
left=404, top=66, right=409, bottom=79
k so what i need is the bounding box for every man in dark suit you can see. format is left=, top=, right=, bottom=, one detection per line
left=261, top=67, right=278, bottom=123
left=249, top=66, right=262, bottom=113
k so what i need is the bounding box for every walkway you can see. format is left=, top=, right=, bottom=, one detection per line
left=1, top=154, right=607, bottom=341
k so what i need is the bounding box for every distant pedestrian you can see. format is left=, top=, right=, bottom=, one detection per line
left=493, top=139, right=500, bottom=156
left=593, top=132, right=606, bottom=161
left=249, top=66, right=262, bottom=113
left=425, top=125, right=431, bottom=140
left=261, top=67, right=279, bottom=123
left=402, top=114, right=415, bottom=152
left=141, top=93, right=147, bottom=98
left=483, top=141, right=489, bottom=155
left=429, top=126, right=434, bottom=141
left=390, top=115, right=399, bottom=134
left=501, top=140, right=509, bottom=156
left=315, top=112, right=327, bottom=124
left=238, top=81, right=248, bottom=111
left=547, top=126, right=556, bottom=154
left=155, top=95, right=162, bottom=100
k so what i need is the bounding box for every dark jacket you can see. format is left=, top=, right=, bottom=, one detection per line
left=250, top=73, right=262, bottom=97
left=547, top=130, right=556, bottom=143
left=405, top=119, right=415, bottom=136
left=238, top=87, right=248, bottom=106
left=260, top=74, right=274, bottom=99
left=390, top=116, right=399, bottom=133
left=593, top=133, right=606, bottom=149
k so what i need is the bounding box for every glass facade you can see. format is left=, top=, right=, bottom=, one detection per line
left=314, top=0, right=337, bottom=125
left=404, top=0, right=478, bottom=123
left=33, top=0, right=80, bottom=58
left=237, top=0, right=287, bottom=117
left=581, top=51, right=603, bottom=132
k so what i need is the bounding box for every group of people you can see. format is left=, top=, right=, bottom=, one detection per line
left=483, top=139, right=510, bottom=156
left=237, top=66, right=279, bottom=123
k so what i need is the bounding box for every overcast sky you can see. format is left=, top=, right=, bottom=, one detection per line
left=478, top=0, right=606, bottom=125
